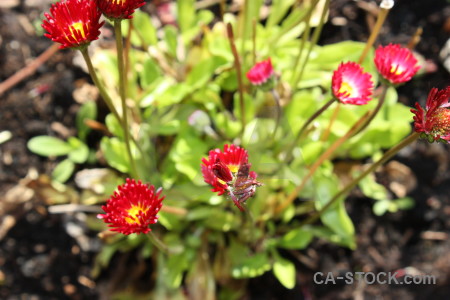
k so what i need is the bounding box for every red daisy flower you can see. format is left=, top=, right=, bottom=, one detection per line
left=201, top=144, right=260, bottom=211
left=96, top=0, right=146, bottom=20
left=42, top=0, right=104, bottom=50
left=201, top=144, right=251, bottom=195
left=331, top=62, right=374, bottom=105
left=246, top=58, right=275, bottom=86
left=97, top=178, right=164, bottom=235
left=374, top=44, right=421, bottom=85
left=411, top=86, right=450, bottom=143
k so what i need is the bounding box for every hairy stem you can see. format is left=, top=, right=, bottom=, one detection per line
left=80, top=48, right=122, bottom=124
left=270, top=89, right=282, bottom=138
left=299, top=132, right=420, bottom=226
left=226, top=23, right=246, bottom=136
left=358, top=6, right=392, bottom=64
left=352, top=84, right=389, bottom=136
left=275, top=110, right=371, bottom=214
left=114, top=20, right=138, bottom=179
left=285, top=98, right=335, bottom=162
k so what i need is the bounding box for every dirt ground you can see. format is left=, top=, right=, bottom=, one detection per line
left=0, top=1, right=449, bottom=299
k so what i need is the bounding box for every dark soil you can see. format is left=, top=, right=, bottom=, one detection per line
left=1, top=1, right=449, bottom=299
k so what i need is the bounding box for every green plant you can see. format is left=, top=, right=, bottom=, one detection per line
left=29, top=0, right=449, bottom=298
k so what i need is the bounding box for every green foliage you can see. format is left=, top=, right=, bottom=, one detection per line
left=31, top=1, right=425, bottom=297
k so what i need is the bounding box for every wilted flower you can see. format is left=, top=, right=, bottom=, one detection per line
left=96, top=0, right=146, bottom=20
left=97, top=179, right=164, bottom=235
left=246, top=58, right=275, bottom=88
left=332, top=62, right=374, bottom=105
left=42, top=0, right=104, bottom=49
left=201, top=144, right=261, bottom=211
left=411, top=86, right=450, bottom=143
left=374, top=44, right=421, bottom=85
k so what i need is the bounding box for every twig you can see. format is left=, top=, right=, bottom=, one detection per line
left=0, top=43, right=59, bottom=96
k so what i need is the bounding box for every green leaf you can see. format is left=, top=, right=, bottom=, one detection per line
left=129, top=10, right=157, bottom=46
left=165, top=250, right=192, bottom=289
left=140, top=58, right=161, bottom=89
left=233, top=93, right=255, bottom=128
left=164, top=25, right=178, bottom=58
left=105, top=114, right=124, bottom=139
left=52, top=159, right=75, bottom=183
left=313, top=169, right=355, bottom=249
left=278, top=228, right=313, bottom=249
left=100, top=137, right=130, bottom=173
left=373, top=200, right=390, bottom=216
left=169, top=128, right=207, bottom=180
left=358, top=173, right=388, bottom=201
left=395, top=197, right=414, bottom=210
left=67, top=137, right=89, bottom=163
left=27, top=136, right=73, bottom=157
left=232, top=253, right=271, bottom=279
left=158, top=83, right=192, bottom=107
left=76, top=101, right=97, bottom=141
left=266, top=0, right=297, bottom=28
left=177, top=0, right=195, bottom=33
left=186, top=56, right=229, bottom=90
left=203, top=209, right=240, bottom=232
left=241, top=0, right=264, bottom=41
left=273, top=254, right=296, bottom=289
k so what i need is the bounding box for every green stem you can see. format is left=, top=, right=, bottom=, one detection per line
left=290, top=5, right=312, bottom=84
left=299, top=132, right=420, bottom=226
left=275, top=110, right=370, bottom=214
left=292, top=0, right=329, bottom=90
left=285, top=98, right=335, bottom=162
left=80, top=48, right=122, bottom=124
left=114, top=20, right=138, bottom=179
left=352, top=84, right=389, bottom=136
left=226, top=23, right=246, bottom=136
left=270, top=0, right=320, bottom=48
left=147, top=231, right=169, bottom=254
left=358, top=6, right=391, bottom=64
left=270, top=89, right=281, bottom=139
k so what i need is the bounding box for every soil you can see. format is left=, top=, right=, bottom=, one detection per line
left=0, top=1, right=449, bottom=299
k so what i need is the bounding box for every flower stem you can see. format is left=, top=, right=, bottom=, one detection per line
left=80, top=48, right=122, bottom=124
left=299, top=132, right=420, bottom=226
left=352, top=84, right=389, bottom=136
left=147, top=231, right=169, bottom=254
left=292, top=0, right=329, bottom=90
left=270, top=89, right=281, bottom=138
left=321, top=102, right=341, bottom=141
left=114, top=20, right=138, bottom=179
left=275, top=110, right=371, bottom=214
left=226, top=23, right=246, bottom=136
left=358, top=5, right=392, bottom=64
left=285, top=98, right=335, bottom=162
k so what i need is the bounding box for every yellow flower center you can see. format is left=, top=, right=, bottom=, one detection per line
left=338, top=81, right=354, bottom=97
left=108, top=0, right=126, bottom=3
left=68, top=22, right=86, bottom=40
left=390, top=64, right=404, bottom=75
left=216, top=164, right=239, bottom=185
left=228, top=164, right=239, bottom=173
left=125, top=204, right=148, bottom=224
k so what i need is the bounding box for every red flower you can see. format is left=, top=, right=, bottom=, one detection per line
left=96, top=0, right=146, bottom=20
left=374, top=44, right=421, bottom=85
left=332, top=62, right=374, bottom=105
left=42, top=0, right=104, bottom=49
left=246, top=58, right=274, bottom=86
left=201, top=144, right=261, bottom=211
left=411, top=87, right=450, bottom=143
left=202, top=144, right=251, bottom=195
left=97, top=179, right=164, bottom=235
